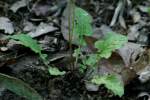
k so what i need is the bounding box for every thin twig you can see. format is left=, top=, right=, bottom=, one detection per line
left=110, top=0, right=123, bottom=26
left=68, top=0, right=75, bottom=70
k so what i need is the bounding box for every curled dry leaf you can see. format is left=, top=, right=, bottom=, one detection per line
left=137, top=92, right=150, bottom=100
left=32, top=5, right=59, bottom=17
left=117, top=42, right=145, bottom=67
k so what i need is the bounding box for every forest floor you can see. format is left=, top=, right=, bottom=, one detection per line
left=0, top=0, right=150, bottom=100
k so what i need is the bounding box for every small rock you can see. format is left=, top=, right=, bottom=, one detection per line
left=0, top=47, right=8, bottom=52
left=85, top=82, right=99, bottom=91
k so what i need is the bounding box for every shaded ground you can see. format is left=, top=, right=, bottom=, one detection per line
left=0, top=0, right=150, bottom=100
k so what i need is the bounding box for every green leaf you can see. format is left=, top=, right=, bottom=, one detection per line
left=85, top=54, right=98, bottom=66
left=0, top=73, right=42, bottom=100
left=79, top=64, right=87, bottom=73
left=9, top=34, right=47, bottom=60
left=91, top=74, right=124, bottom=97
left=73, top=48, right=81, bottom=57
left=9, top=34, right=42, bottom=53
left=73, top=7, right=93, bottom=45
left=148, top=7, right=150, bottom=14
left=48, top=67, right=66, bottom=76
left=74, top=7, right=93, bottom=36
left=95, top=32, right=127, bottom=59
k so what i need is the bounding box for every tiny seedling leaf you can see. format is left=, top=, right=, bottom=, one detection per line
left=0, top=73, right=42, bottom=100
left=91, top=74, right=124, bottom=97
left=48, top=67, right=66, bottom=76
left=95, top=32, right=127, bottom=59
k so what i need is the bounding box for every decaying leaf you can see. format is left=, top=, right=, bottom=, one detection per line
left=10, top=0, right=31, bottom=13
left=32, top=4, right=50, bottom=16
left=0, top=73, right=42, bottom=100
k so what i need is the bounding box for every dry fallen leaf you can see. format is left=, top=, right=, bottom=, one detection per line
left=0, top=17, right=14, bottom=34
left=27, top=22, right=58, bottom=38
left=10, top=0, right=31, bottom=13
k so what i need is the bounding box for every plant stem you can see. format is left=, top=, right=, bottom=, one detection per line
left=68, top=0, right=75, bottom=70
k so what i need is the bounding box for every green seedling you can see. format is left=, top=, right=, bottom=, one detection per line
left=9, top=1, right=127, bottom=97
left=9, top=34, right=65, bottom=76
left=72, top=4, right=127, bottom=96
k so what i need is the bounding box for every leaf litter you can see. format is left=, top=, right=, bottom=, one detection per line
left=0, top=0, right=150, bottom=100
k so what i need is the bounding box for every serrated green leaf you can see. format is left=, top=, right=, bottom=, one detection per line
left=91, top=74, right=124, bottom=97
left=0, top=73, right=42, bottom=100
left=95, top=32, right=127, bottom=59
left=48, top=67, right=66, bottom=76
